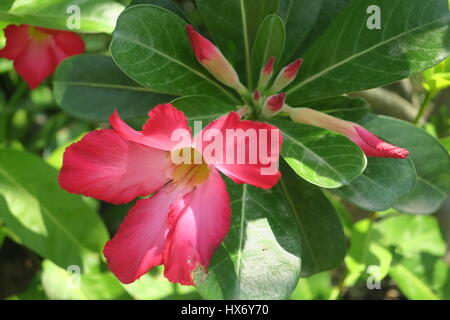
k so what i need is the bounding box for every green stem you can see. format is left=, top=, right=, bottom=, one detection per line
left=0, top=81, right=27, bottom=146
left=240, top=0, right=252, bottom=89
left=414, top=91, right=435, bottom=125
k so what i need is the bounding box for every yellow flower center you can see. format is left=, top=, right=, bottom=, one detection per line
left=28, top=26, right=50, bottom=41
left=171, top=148, right=210, bottom=187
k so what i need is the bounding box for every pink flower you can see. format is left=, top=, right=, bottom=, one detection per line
left=186, top=25, right=246, bottom=94
left=59, top=104, right=281, bottom=285
left=286, top=107, right=409, bottom=159
left=270, top=59, right=303, bottom=93
left=0, top=24, right=84, bottom=89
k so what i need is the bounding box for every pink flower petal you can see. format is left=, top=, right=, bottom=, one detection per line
left=110, top=104, right=191, bottom=151
left=195, top=112, right=282, bottom=189
left=163, top=169, right=231, bottom=285
left=13, top=36, right=56, bottom=89
left=0, top=25, right=29, bottom=59
left=59, top=129, right=172, bottom=204
left=49, top=30, right=85, bottom=63
left=104, top=185, right=187, bottom=284
left=352, top=125, right=409, bottom=159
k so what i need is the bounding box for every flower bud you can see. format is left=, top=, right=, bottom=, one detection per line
left=262, top=93, right=286, bottom=117
left=186, top=25, right=245, bottom=93
left=252, top=89, right=262, bottom=105
left=286, top=107, right=409, bottom=159
left=257, top=56, right=275, bottom=90
left=270, top=59, right=303, bottom=94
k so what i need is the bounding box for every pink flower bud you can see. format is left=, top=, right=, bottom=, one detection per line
left=262, top=93, right=286, bottom=117
left=263, top=56, right=275, bottom=76
left=270, top=59, right=303, bottom=93
left=186, top=25, right=245, bottom=92
left=287, top=107, right=409, bottom=159
left=252, top=89, right=261, bottom=104
left=257, top=56, right=275, bottom=90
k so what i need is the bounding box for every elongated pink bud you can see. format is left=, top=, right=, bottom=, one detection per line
left=257, top=56, right=275, bottom=90
left=186, top=25, right=245, bottom=93
left=270, top=59, right=303, bottom=93
left=286, top=107, right=409, bottom=159
left=262, top=93, right=286, bottom=117
left=252, top=89, right=261, bottom=104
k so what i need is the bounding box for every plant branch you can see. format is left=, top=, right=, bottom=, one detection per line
left=349, top=88, right=417, bottom=122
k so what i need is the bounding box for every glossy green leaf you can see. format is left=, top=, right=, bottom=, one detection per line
left=296, top=0, right=352, bottom=55
left=195, top=176, right=302, bottom=300
left=361, top=115, right=450, bottom=214
left=390, top=254, right=450, bottom=300
left=130, top=0, right=185, bottom=18
left=0, top=149, right=109, bottom=271
left=287, top=0, right=450, bottom=104
left=54, top=54, right=174, bottom=121
left=41, top=260, right=132, bottom=300
left=0, top=0, right=124, bottom=33
left=251, top=14, right=285, bottom=88
left=171, top=95, right=233, bottom=126
left=111, top=5, right=238, bottom=102
left=334, top=157, right=417, bottom=212
left=278, top=0, right=323, bottom=63
left=196, top=0, right=280, bottom=87
left=373, top=215, right=447, bottom=258
left=279, top=160, right=346, bottom=277
left=270, top=118, right=367, bottom=188
left=343, top=218, right=392, bottom=287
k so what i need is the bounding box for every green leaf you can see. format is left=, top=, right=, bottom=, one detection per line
left=170, top=95, right=232, bottom=126
left=441, top=136, right=450, bottom=153
left=130, top=0, right=185, bottom=18
left=251, top=14, right=285, bottom=88
left=41, top=260, right=132, bottom=300
left=296, top=0, right=351, bottom=55
left=196, top=0, right=280, bottom=87
left=270, top=118, right=367, bottom=188
left=361, top=115, right=450, bottom=214
left=111, top=5, right=238, bottom=102
left=389, top=254, right=450, bottom=300
left=279, top=160, right=346, bottom=277
left=0, top=0, right=124, bottom=33
left=286, top=0, right=450, bottom=104
left=290, top=272, right=334, bottom=300
left=195, top=176, right=302, bottom=300
left=278, top=0, right=323, bottom=63
left=343, top=218, right=392, bottom=287
left=0, top=149, right=109, bottom=271
left=423, top=57, right=450, bottom=93
left=54, top=54, right=174, bottom=121
left=373, top=215, right=447, bottom=258
left=334, top=157, right=417, bottom=212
